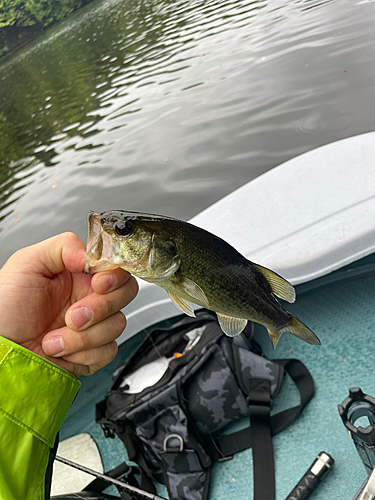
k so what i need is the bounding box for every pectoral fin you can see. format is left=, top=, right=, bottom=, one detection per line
left=176, top=275, right=210, bottom=309
left=255, top=264, right=296, bottom=303
left=168, top=291, right=196, bottom=317
left=217, top=313, right=247, bottom=337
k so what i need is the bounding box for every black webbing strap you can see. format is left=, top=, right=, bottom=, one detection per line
left=248, top=378, right=275, bottom=500
left=89, top=358, right=313, bottom=500
left=203, top=358, right=314, bottom=500
left=270, top=358, right=315, bottom=434
left=208, top=358, right=314, bottom=459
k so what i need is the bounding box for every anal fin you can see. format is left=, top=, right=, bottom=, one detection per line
left=217, top=313, right=247, bottom=337
left=168, top=291, right=196, bottom=317
left=266, top=327, right=284, bottom=349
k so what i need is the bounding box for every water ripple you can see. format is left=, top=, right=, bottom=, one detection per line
left=1, top=0, right=375, bottom=259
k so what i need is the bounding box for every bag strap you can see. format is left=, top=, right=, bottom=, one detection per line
left=270, top=358, right=315, bottom=434
left=248, top=378, right=275, bottom=500
left=95, top=357, right=313, bottom=500
left=204, top=358, right=314, bottom=500
left=207, top=358, right=314, bottom=458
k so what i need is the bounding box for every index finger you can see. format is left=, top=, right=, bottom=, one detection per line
left=91, top=268, right=134, bottom=295
left=65, top=274, right=138, bottom=331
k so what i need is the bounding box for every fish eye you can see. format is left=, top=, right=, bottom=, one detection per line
left=114, top=220, right=132, bottom=237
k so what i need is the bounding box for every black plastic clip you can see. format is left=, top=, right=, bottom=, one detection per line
left=101, top=424, right=116, bottom=439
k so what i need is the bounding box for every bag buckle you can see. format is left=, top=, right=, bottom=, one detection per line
left=163, top=433, right=184, bottom=452
left=101, top=424, right=115, bottom=439
left=246, top=394, right=272, bottom=408
left=246, top=379, right=272, bottom=409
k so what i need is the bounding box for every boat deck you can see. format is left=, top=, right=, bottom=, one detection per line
left=61, top=254, right=375, bottom=499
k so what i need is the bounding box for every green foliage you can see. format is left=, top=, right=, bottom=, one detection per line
left=0, top=1, right=31, bottom=27
left=24, top=0, right=84, bottom=26
left=0, top=0, right=91, bottom=28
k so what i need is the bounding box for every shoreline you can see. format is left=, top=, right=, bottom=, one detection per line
left=0, top=0, right=95, bottom=61
left=0, top=25, right=44, bottom=60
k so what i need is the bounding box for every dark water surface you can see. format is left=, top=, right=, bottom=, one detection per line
left=1, top=0, right=375, bottom=264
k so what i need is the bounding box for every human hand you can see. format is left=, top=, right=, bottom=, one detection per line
left=0, top=232, right=138, bottom=377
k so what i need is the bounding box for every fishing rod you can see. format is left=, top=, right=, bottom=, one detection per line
left=55, top=455, right=167, bottom=500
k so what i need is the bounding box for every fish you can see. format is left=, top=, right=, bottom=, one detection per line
left=84, top=210, right=320, bottom=348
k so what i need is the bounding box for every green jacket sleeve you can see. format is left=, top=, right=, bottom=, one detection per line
left=0, top=336, right=81, bottom=500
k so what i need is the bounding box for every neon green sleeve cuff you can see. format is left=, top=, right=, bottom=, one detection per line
left=0, top=336, right=80, bottom=448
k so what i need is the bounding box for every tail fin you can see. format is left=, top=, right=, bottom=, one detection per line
left=266, top=315, right=320, bottom=349
left=285, top=316, right=321, bottom=345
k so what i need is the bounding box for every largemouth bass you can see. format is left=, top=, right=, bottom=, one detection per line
left=84, top=210, right=320, bottom=348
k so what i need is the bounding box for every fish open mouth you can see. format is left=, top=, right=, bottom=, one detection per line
left=84, top=211, right=102, bottom=273
left=84, top=211, right=125, bottom=273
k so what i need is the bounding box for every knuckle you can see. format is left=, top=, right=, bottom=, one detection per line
left=128, top=276, right=139, bottom=299
left=87, top=365, right=98, bottom=376
left=80, top=346, right=97, bottom=365
left=89, top=342, right=118, bottom=371
left=94, top=295, right=116, bottom=319
left=104, top=296, right=117, bottom=317
left=106, top=341, right=118, bottom=361
left=65, top=342, right=118, bottom=374
left=112, top=311, right=127, bottom=333
left=94, top=278, right=137, bottom=321
left=61, top=231, right=79, bottom=243
left=73, top=330, right=91, bottom=351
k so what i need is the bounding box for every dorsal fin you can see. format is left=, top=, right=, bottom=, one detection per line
left=254, top=264, right=296, bottom=303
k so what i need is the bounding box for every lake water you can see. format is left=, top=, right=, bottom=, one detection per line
left=1, top=0, right=375, bottom=265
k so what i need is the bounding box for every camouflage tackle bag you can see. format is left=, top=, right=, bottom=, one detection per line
left=95, top=310, right=314, bottom=500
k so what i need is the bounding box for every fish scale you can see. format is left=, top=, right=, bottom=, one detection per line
left=168, top=222, right=290, bottom=328
left=84, top=210, right=320, bottom=349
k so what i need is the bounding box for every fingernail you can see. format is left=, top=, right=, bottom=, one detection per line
left=97, top=274, right=116, bottom=293
left=70, top=306, right=93, bottom=329
left=43, top=336, right=64, bottom=356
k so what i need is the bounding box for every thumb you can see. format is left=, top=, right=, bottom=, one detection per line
left=24, top=232, right=86, bottom=277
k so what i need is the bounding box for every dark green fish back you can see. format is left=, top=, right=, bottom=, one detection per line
left=140, top=217, right=291, bottom=330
